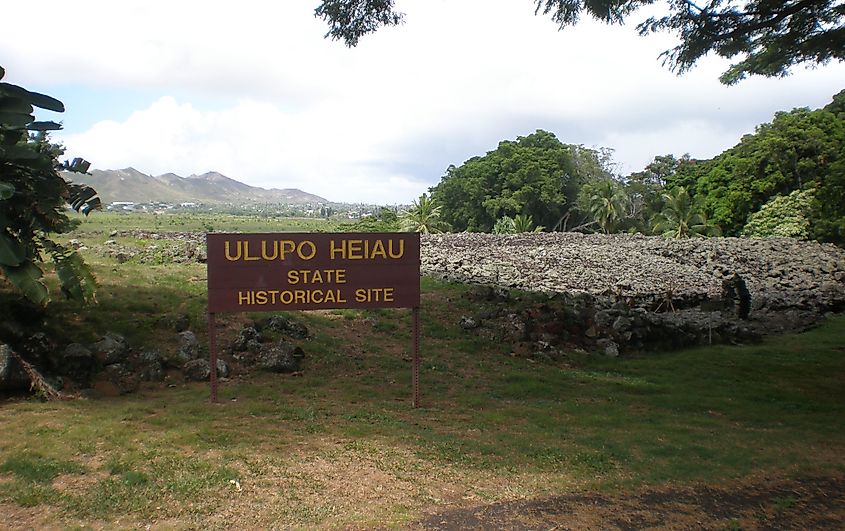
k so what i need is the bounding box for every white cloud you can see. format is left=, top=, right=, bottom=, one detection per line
left=5, top=0, right=844, bottom=203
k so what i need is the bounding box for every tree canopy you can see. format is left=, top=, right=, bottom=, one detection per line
left=429, top=130, right=611, bottom=232
left=315, top=0, right=844, bottom=84
left=666, top=90, right=845, bottom=243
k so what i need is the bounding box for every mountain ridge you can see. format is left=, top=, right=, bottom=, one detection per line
left=65, top=168, right=328, bottom=205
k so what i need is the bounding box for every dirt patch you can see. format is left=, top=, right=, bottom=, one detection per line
left=415, top=476, right=845, bottom=530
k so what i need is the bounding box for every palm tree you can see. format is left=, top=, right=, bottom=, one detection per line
left=400, top=194, right=450, bottom=233
left=651, top=187, right=721, bottom=238
left=512, top=214, right=544, bottom=233
left=585, top=180, right=629, bottom=233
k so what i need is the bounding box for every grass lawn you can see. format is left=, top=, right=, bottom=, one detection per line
left=0, top=216, right=843, bottom=528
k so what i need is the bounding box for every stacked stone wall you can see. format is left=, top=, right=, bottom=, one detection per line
left=421, top=233, right=845, bottom=312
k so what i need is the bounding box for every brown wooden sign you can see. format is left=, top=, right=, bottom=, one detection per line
left=205, top=232, right=423, bottom=407
left=207, top=233, right=420, bottom=312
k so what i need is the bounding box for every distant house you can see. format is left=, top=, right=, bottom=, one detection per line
left=107, top=201, right=136, bottom=212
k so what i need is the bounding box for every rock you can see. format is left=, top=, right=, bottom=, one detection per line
left=61, top=343, right=96, bottom=383
left=104, top=239, right=117, bottom=245
left=459, top=316, right=479, bottom=330
left=232, top=327, right=262, bottom=352
left=419, top=233, right=845, bottom=314
left=137, top=350, right=165, bottom=382
left=501, top=313, right=527, bottom=341
left=182, top=358, right=229, bottom=381
left=611, top=316, right=632, bottom=333
left=257, top=315, right=310, bottom=339
left=0, top=344, right=29, bottom=392
left=597, top=339, right=619, bottom=357
left=594, top=310, right=614, bottom=329
left=177, top=331, right=200, bottom=361
left=258, top=340, right=305, bottom=373
left=215, top=358, right=230, bottom=378
left=90, top=332, right=129, bottom=364
left=183, top=359, right=211, bottom=381
left=109, top=230, right=118, bottom=237
left=173, top=314, right=190, bottom=333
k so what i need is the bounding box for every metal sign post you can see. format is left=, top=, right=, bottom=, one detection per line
left=209, top=312, right=218, bottom=403
left=412, top=306, right=420, bottom=408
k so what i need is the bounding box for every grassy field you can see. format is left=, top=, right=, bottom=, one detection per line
left=68, top=211, right=344, bottom=235
left=1, top=213, right=843, bottom=528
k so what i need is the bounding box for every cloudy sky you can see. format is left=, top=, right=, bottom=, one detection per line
left=3, top=1, right=843, bottom=204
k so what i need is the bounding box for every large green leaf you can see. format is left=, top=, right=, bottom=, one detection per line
left=0, top=97, right=33, bottom=114
left=0, top=234, right=25, bottom=266
left=27, top=121, right=62, bottom=131
left=0, top=83, right=65, bottom=113
left=0, top=261, right=49, bottom=305
left=67, top=182, right=101, bottom=215
left=54, top=250, right=97, bottom=303
left=25, top=90, right=65, bottom=113
left=0, top=110, right=35, bottom=127
left=63, top=157, right=91, bottom=174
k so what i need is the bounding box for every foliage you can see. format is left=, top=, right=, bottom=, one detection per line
left=315, top=0, right=404, bottom=47
left=493, top=214, right=544, bottom=234
left=492, top=216, right=516, bottom=234
left=513, top=214, right=544, bottom=233
left=429, top=130, right=610, bottom=232
left=742, top=188, right=815, bottom=239
left=0, top=66, right=100, bottom=304
left=670, top=91, right=845, bottom=243
left=342, top=207, right=400, bottom=232
left=399, top=194, right=450, bottom=233
left=579, top=179, right=629, bottom=234
left=315, top=0, right=844, bottom=84
left=651, top=186, right=720, bottom=238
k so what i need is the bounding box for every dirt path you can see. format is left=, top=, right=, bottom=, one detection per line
left=415, top=476, right=845, bottom=530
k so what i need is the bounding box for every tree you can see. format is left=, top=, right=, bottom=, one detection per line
left=400, top=194, right=450, bottom=233
left=651, top=186, right=720, bottom=238
left=674, top=91, right=845, bottom=242
left=493, top=214, right=544, bottom=233
left=742, top=188, right=815, bottom=238
left=513, top=214, right=544, bottom=232
left=430, top=130, right=610, bottom=232
left=315, top=0, right=844, bottom=84
left=1, top=66, right=100, bottom=305
left=580, top=179, right=629, bottom=233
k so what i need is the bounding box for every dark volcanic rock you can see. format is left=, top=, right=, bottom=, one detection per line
left=257, top=315, right=310, bottom=339
left=137, top=350, right=165, bottom=382
left=183, top=359, right=211, bottom=381
left=258, top=340, right=305, bottom=373
left=61, top=343, right=96, bottom=383
left=91, top=332, right=129, bottom=364
left=183, top=358, right=229, bottom=381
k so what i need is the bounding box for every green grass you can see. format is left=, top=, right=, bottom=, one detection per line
left=68, top=211, right=345, bottom=234
left=0, top=454, right=85, bottom=484
left=1, top=222, right=843, bottom=527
